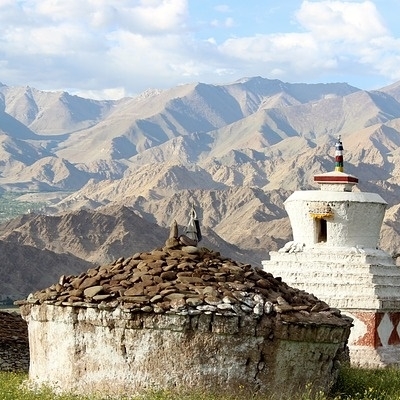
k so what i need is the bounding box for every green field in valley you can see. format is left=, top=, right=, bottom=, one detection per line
left=0, top=193, right=47, bottom=224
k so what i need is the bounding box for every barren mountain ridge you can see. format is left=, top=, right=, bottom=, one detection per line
left=1, top=77, right=400, bottom=298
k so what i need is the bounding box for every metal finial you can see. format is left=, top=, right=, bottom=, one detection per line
left=185, top=204, right=202, bottom=243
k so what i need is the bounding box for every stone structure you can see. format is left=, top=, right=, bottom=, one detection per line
left=263, top=137, right=400, bottom=368
left=18, top=224, right=352, bottom=398
left=0, top=311, right=29, bottom=371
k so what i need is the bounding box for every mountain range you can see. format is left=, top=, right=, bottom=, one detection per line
left=1, top=77, right=400, bottom=298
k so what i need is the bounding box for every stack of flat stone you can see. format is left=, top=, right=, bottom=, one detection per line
left=17, top=236, right=346, bottom=324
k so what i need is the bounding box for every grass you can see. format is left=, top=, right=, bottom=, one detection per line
left=330, top=366, right=400, bottom=400
left=1, top=367, right=400, bottom=400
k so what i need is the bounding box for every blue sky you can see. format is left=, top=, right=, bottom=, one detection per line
left=1, top=1, right=399, bottom=99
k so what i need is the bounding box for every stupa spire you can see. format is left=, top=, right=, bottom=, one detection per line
left=313, top=136, right=358, bottom=191
left=334, top=136, right=344, bottom=172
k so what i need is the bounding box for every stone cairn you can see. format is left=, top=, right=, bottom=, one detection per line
left=17, top=221, right=349, bottom=325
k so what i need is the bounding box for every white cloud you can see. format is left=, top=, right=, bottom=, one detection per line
left=0, top=0, right=191, bottom=96
left=0, top=0, right=399, bottom=97
left=293, top=1, right=400, bottom=82
left=358, top=36, right=400, bottom=82
left=112, top=0, right=188, bottom=34
left=224, top=17, right=235, bottom=28
left=32, top=1, right=92, bottom=22
left=218, top=32, right=336, bottom=80
left=0, top=0, right=188, bottom=36
left=104, top=30, right=205, bottom=88
left=296, top=1, right=388, bottom=42
left=214, top=5, right=231, bottom=13
left=5, top=24, right=100, bottom=56
left=210, top=17, right=235, bottom=29
left=215, top=1, right=400, bottom=84
left=74, top=87, right=128, bottom=100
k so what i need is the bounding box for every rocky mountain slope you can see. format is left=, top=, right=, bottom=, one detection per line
left=0, top=239, right=92, bottom=299
left=0, top=205, right=265, bottom=298
left=1, top=77, right=400, bottom=298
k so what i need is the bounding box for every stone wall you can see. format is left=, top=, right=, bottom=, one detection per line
left=22, top=304, right=350, bottom=398
left=0, top=340, right=29, bottom=372
left=0, top=312, right=29, bottom=372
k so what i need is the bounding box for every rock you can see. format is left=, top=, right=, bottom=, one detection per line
left=121, top=296, right=149, bottom=303
left=204, top=296, right=221, bottom=306
left=165, top=293, right=186, bottom=301
left=68, top=289, right=83, bottom=297
left=169, top=220, right=179, bottom=239
left=276, top=296, right=289, bottom=306
left=150, top=295, right=162, bottom=303
left=79, top=277, right=100, bottom=290
left=264, top=301, right=273, bottom=314
left=160, top=271, right=177, bottom=281
left=186, top=297, right=203, bottom=306
left=71, top=276, right=85, bottom=289
left=203, top=286, right=219, bottom=297
left=124, top=284, right=146, bottom=296
left=93, top=294, right=112, bottom=301
left=217, top=303, right=233, bottom=310
left=253, top=303, right=264, bottom=315
left=170, top=298, right=186, bottom=309
left=311, top=302, right=331, bottom=312
left=84, top=286, right=103, bottom=298
left=181, top=245, right=199, bottom=254
left=274, top=304, right=294, bottom=313
left=177, top=276, right=204, bottom=284
left=179, top=235, right=197, bottom=247
left=165, top=238, right=179, bottom=248
left=197, top=304, right=217, bottom=312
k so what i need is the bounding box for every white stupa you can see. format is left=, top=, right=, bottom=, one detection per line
left=262, top=137, right=400, bottom=367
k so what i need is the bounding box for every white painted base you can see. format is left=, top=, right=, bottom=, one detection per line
left=262, top=247, right=400, bottom=310
left=262, top=246, right=400, bottom=367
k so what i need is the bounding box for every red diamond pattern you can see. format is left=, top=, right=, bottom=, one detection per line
left=388, top=313, right=400, bottom=345
left=352, top=312, right=400, bottom=348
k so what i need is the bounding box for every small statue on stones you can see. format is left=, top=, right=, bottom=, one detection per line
left=165, top=205, right=202, bottom=251
left=184, top=204, right=202, bottom=243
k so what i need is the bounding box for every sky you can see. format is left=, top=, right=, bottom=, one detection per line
left=1, top=0, right=400, bottom=100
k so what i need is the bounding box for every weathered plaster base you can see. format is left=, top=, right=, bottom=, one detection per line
left=21, top=304, right=349, bottom=398
left=263, top=248, right=400, bottom=368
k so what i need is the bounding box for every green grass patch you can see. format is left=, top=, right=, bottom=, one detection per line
left=2, top=367, right=400, bottom=400
left=0, top=372, right=90, bottom=400
left=330, top=366, right=400, bottom=400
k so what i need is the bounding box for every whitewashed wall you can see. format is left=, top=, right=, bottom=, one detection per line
left=21, top=304, right=350, bottom=398
left=284, top=190, right=387, bottom=249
